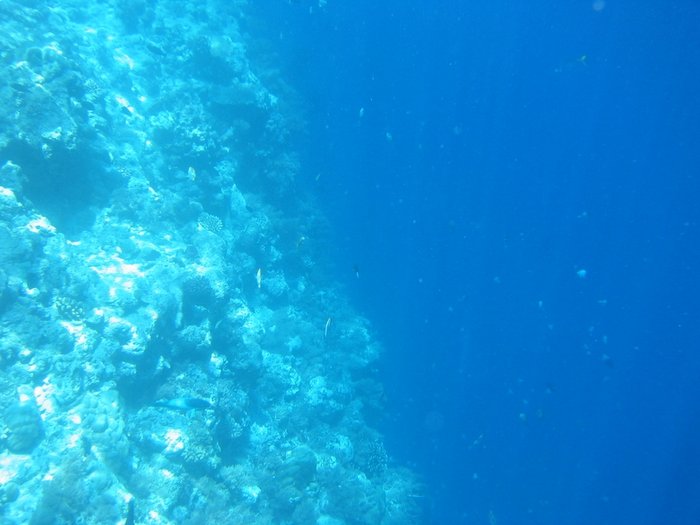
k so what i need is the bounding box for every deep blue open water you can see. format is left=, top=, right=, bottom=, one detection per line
left=2, top=1, right=699, bottom=523
left=257, top=1, right=700, bottom=523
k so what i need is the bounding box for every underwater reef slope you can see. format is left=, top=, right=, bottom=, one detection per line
left=0, top=1, right=422, bottom=524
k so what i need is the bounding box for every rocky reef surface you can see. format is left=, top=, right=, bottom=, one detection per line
left=0, top=1, right=421, bottom=524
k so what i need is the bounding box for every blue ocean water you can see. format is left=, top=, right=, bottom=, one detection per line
left=257, top=1, right=700, bottom=524
left=1, top=1, right=698, bottom=523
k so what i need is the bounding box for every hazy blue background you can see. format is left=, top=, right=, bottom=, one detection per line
left=251, top=1, right=700, bottom=523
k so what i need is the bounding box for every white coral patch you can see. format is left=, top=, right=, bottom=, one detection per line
left=89, top=254, right=144, bottom=275
left=249, top=423, right=273, bottom=446
left=23, top=287, right=40, bottom=297
left=233, top=304, right=251, bottom=319
left=67, top=432, right=82, bottom=449
left=34, top=380, right=56, bottom=416
left=0, top=454, right=30, bottom=484
left=243, top=315, right=265, bottom=335
left=42, top=127, right=63, bottom=141
left=26, top=216, right=56, bottom=234
left=60, top=321, right=87, bottom=349
left=114, top=49, right=136, bottom=70
left=307, top=375, right=333, bottom=406
left=209, top=352, right=226, bottom=377
left=121, top=279, right=136, bottom=293
left=0, top=186, right=17, bottom=201
left=241, top=485, right=261, bottom=503
left=164, top=429, right=185, bottom=453
left=115, top=95, right=135, bottom=113
left=286, top=335, right=302, bottom=352
left=89, top=253, right=147, bottom=300
left=44, top=42, right=63, bottom=56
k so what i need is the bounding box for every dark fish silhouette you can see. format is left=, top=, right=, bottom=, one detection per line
left=125, top=497, right=135, bottom=525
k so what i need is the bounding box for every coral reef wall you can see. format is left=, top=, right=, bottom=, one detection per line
left=0, top=1, right=421, bottom=524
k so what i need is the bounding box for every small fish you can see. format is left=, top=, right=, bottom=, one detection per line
left=154, top=397, right=213, bottom=410
left=602, top=353, right=614, bottom=368
left=144, top=40, right=166, bottom=56
left=125, top=497, right=135, bottom=525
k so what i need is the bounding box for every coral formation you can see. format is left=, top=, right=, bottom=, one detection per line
left=0, top=1, right=423, bottom=524
left=3, top=401, right=44, bottom=454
